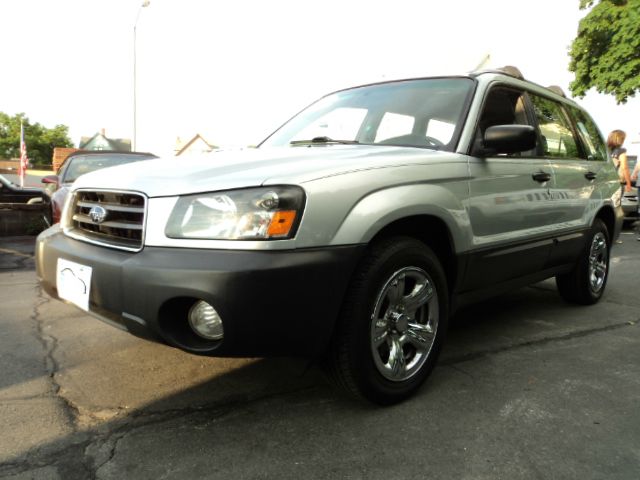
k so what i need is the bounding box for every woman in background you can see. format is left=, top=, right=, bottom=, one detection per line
left=607, top=129, right=632, bottom=193
left=631, top=153, right=640, bottom=241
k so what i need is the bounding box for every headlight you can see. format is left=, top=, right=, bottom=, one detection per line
left=165, top=186, right=305, bottom=240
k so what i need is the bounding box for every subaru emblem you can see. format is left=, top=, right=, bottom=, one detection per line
left=89, top=206, right=108, bottom=224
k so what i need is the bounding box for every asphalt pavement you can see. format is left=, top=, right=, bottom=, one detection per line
left=0, top=228, right=639, bottom=479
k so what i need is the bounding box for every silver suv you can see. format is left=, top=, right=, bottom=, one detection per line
left=36, top=67, right=623, bottom=405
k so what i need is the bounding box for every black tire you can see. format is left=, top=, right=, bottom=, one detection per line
left=324, top=237, right=449, bottom=405
left=556, top=219, right=610, bottom=305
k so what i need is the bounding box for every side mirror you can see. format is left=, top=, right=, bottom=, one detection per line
left=482, top=125, right=536, bottom=155
left=41, top=175, right=60, bottom=187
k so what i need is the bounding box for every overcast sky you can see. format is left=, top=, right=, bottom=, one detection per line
left=2, top=0, right=639, bottom=157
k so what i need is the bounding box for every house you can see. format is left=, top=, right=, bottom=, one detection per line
left=174, top=134, right=217, bottom=156
left=80, top=129, right=131, bottom=152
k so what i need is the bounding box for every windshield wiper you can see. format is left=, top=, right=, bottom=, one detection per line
left=290, top=136, right=359, bottom=145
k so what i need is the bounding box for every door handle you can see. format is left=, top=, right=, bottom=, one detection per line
left=585, top=171, right=597, bottom=181
left=532, top=171, right=551, bottom=183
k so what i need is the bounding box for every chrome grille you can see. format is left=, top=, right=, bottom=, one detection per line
left=67, top=190, right=146, bottom=251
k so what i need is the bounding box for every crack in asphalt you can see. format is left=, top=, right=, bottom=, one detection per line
left=31, top=285, right=82, bottom=430
left=441, top=320, right=637, bottom=367
left=528, top=282, right=640, bottom=309
left=446, top=364, right=476, bottom=381
left=0, top=384, right=320, bottom=479
left=4, top=255, right=638, bottom=478
left=5, top=298, right=637, bottom=479
left=0, top=435, right=94, bottom=480
left=2, top=317, right=637, bottom=478
left=90, top=384, right=322, bottom=479
left=89, top=432, right=128, bottom=480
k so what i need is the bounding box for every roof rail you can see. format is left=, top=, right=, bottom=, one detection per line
left=546, top=85, right=566, bottom=97
left=498, top=66, right=524, bottom=80
left=471, top=65, right=525, bottom=80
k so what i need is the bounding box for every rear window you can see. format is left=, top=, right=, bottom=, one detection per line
left=566, top=106, right=607, bottom=161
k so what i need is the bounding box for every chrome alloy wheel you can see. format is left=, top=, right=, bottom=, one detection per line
left=588, top=232, right=608, bottom=293
left=370, top=267, right=439, bottom=382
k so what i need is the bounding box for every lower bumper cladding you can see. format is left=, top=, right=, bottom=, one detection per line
left=36, top=227, right=364, bottom=357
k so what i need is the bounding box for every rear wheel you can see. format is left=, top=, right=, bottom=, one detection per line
left=556, top=219, right=610, bottom=305
left=325, top=237, right=448, bottom=405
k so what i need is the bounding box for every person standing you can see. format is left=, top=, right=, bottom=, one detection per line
left=608, top=130, right=632, bottom=193
left=631, top=153, right=640, bottom=241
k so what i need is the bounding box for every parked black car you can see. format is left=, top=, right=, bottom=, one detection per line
left=0, top=174, right=50, bottom=204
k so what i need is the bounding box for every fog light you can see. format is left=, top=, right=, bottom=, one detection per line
left=188, top=301, right=224, bottom=340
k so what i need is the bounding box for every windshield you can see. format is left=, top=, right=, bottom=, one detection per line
left=62, top=155, right=153, bottom=183
left=260, top=78, right=474, bottom=150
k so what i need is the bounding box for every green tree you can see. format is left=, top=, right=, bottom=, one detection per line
left=569, top=0, right=640, bottom=103
left=0, top=112, right=73, bottom=168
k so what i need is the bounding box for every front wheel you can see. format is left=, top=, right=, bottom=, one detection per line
left=556, top=219, right=610, bottom=305
left=324, top=237, right=449, bottom=405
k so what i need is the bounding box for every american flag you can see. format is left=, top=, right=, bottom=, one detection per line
left=19, top=121, right=28, bottom=187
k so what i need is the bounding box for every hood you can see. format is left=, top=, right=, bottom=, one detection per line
left=72, top=145, right=446, bottom=197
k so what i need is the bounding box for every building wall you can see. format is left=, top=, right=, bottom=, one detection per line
left=53, top=148, right=80, bottom=172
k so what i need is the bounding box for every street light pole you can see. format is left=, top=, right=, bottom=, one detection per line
left=133, top=0, right=150, bottom=152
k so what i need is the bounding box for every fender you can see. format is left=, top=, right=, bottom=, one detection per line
left=329, top=182, right=470, bottom=253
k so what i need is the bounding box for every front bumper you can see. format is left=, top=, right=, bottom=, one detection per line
left=36, top=227, right=364, bottom=357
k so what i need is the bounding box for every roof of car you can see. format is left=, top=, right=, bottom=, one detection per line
left=470, top=65, right=525, bottom=80
left=471, top=66, right=572, bottom=99
left=324, top=66, right=571, bottom=106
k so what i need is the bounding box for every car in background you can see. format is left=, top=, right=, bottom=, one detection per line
left=622, top=155, right=638, bottom=224
left=42, top=151, right=157, bottom=223
left=0, top=174, right=50, bottom=204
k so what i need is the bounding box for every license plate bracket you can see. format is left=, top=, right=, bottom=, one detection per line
left=56, top=258, right=92, bottom=311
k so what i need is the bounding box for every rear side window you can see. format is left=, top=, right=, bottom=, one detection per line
left=567, top=107, right=607, bottom=161
left=530, top=94, right=580, bottom=159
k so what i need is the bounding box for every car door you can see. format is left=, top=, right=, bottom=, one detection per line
left=1, top=178, right=20, bottom=203
left=463, top=85, right=556, bottom=290
left=528, top=94, right=602, bottom=267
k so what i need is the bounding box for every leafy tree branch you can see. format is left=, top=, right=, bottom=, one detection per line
left=0, top=112, right=73, bottom=167
left=569, top=0, right=640, bottom=103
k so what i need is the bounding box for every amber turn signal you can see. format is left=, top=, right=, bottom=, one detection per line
left=267, top=210, right=297, bottom=237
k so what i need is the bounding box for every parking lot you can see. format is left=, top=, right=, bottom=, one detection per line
left=1, top=228, right=639, bottom=479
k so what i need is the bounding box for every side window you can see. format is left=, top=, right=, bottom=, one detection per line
left=567, top=107, right=607, bottom=161
left=529, top=95, right=580, bottom=159
left=475, top=86, right=535, bottom=156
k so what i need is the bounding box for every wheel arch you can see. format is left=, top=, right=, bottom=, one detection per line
left=594, top=205, right=617, bottom=242
left=368, top=215, right=459, bottom=296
